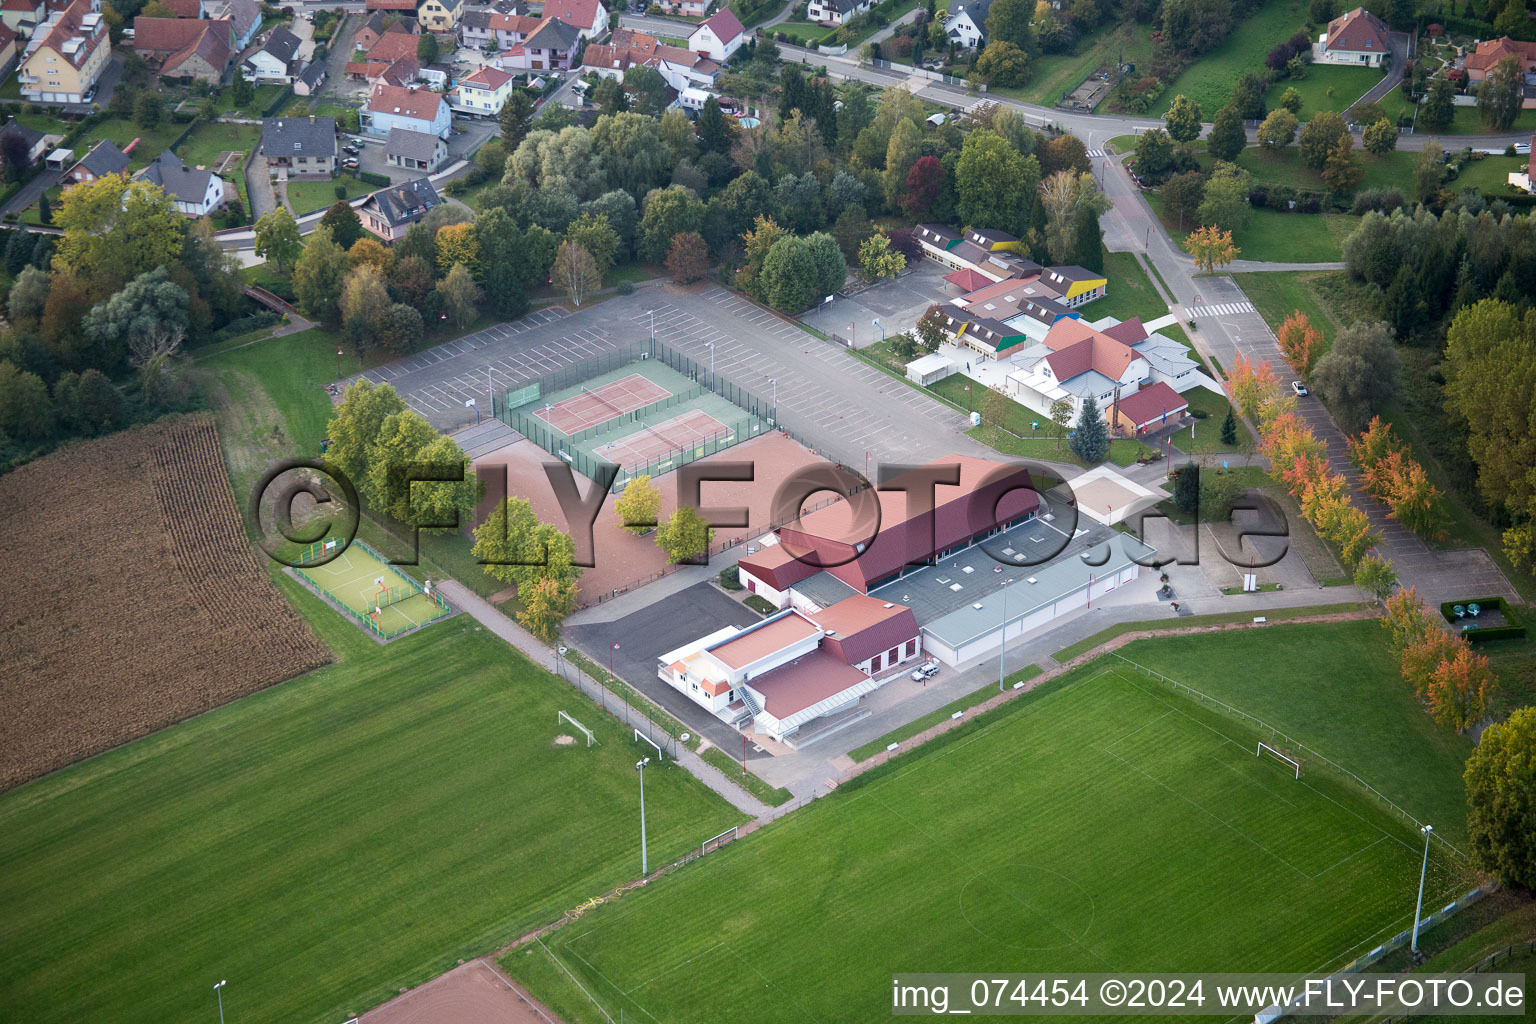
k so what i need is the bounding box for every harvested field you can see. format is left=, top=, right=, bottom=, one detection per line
left=0, top=414, right=331, bottom=790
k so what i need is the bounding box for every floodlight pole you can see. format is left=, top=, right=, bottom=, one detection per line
left=998, top=579, right=1009, bottom=691
left=1411, top=824, right=1433, bottom=955
left=214, top=980, right=227, bottom=1024
left=769, top=378, right=777, bottom=425
left=636, top=758, right=650, bottom=876
left=335, top=347, right=342, bottom=379
left=707, top=341, right=715, bottom=391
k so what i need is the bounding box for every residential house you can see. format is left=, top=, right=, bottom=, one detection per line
left=500, top=14, right=579, bottom=70
left=807, top=0, right=870, bottom=25
left=0, top=21, right=17, bottom=80
left=489, top=0, right=528, bottom=13
left=136, top=149, right=225, bottom=216
left=1464, top=36, right=1536, bottom=82
left=366, top=0, right=417, bottom=14
left=385, top=125, right=447, bottom=172
left=582, top=28, right=718, bottom=92
left=160, top=0, right=199, bottom=15
left=943, top=0, right=992, bottom=48
left=1313, top=6, right=1390, bottom=67
left=362, top=81, right=451, bottom=137
left=356, top=9, right=411, bottom=49
left=132, top=16, right=232, bottom=82
left=204, top=0, right=260, bottom=50
left=18, top=0, right=109, bottom=103
left=259, top=115, right=337, bottom=176
left=358, top=176, right=441, bottom=241
left=456, top=8, right=492, bottom=47
left=1003, top=316, right=1214, bottom=423
left=483, top=11, right=540, bottom=49
left=62, top=136, right=130, bottom=185
left=242, top=25, right=301, bottom=82
left=687, top=7, right=742, bottom=62
left=654, top=0, right=709, bottom=16
left=292, top=58, right=325, bottom=94
left=366, top=27, right=418, bottom=61
left=0, top=115, right=49, bottom=164
left=417, top=0, right=460, bottom=33
left=0, top=0, right=45, bottom=34
left=344, top=55, right=419, bottom=86
left=447, top=63, right=512, bottom=115
left=539, top=0, right=605, bottom=38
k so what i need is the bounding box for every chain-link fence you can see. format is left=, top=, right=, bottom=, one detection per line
left=550, top=650, right=682, bottom=760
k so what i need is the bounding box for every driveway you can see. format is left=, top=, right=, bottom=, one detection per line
left=1354, top=31, right=1413, bottom=111
left=245, top=156, right=278, bottom=219
left=0, top=168, right=59, bottom=220
left=566, top=580, right=766, bottom=755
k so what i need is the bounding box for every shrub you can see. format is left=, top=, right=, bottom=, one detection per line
left=616, top=280, right=634, bottom=295
left=719, top=565, right=743, bottom=590
left=358, top=171, right=390, bottom=187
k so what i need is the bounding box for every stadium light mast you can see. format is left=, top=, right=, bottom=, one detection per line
left=997, top=579, right=1010, bottom=691
left=636, top=758, right=651, bottom=876
left=769, top=378, right=777, bottom=424
left=213, top=979, right=227, bottom=1024
left=1411, top=824, right=1433, bottom=955
left=707, top=341, right=715, bottom=391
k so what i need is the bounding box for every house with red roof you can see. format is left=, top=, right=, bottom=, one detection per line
left=132, top=15, right=232, bottom=82
left=0, top=0, right=45, bottom=35
left=1464, top=36, right=1536, bottom=83
left=687, top=6, right=742, bottom=62
left=1313, top=6, right=1390, bottom=67
left=362, top=81, right=450, bottom=138
left=540, top=0, right=605, bottom=38
left=366, top=28, right=418, bottom=61
left=447, top=63, right=513, bottom=114
left=582, top=27, right=719, bottom=92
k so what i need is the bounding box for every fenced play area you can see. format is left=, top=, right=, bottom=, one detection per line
left=495, top=339, right=777, bottom=491
left=293, top=539, right=452, bottom=640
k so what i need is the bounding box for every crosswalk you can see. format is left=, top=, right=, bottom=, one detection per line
left=1086, top=148, right=1105, bottom=158
left=1193, top=301, right=1256, bottom=316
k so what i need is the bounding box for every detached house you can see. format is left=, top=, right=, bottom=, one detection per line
left=687, top=7, right=742, bottom=62
left=131, top=15, right=232, bottom=82
left=365, top=26, right=418, bottom=62
left=0, top=21, right=17, bottom=80
left=359, top=176, right=440, bottom=242
left=259, top=115, right=337, bottom=176
left=1313, top=6, right=1390, bottom=67
left=540, top=0, right=606, bottom=39
left=356, top=9, right=411, bottom=49
left=943, top=0, right=991, bottom=48
left=385, top=126, right=447, bottom=172
left=1465, top=36, right=1536, bottom=83
left=62, top=136, right=129, bottom=185
left=456, top=8, right=492, bottom=47
left=242, top=25, right=305, bottom=83
left=18, top=0, right=108, bottom=103
left=500, top=15, right=579, bottom=70
left=418, top=0, right=460, bottom=33
left=204, top=0, right=260, bottom=50
left=362, top=81, right=451, bottom=138
left=807, top=0, right=871, bottom=26
left=447, top=63, right=512, bottom=115
left=136, top=149, right=225, bottom=216
left=583, top=28, right=719, bottom=92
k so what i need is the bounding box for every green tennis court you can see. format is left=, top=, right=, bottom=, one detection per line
left=295, top=540, right=450, bottom=639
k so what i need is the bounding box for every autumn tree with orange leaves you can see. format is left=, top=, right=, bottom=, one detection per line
left=1379, top=585, right=1497, bottom=732
left=1185, top=224, right=1239, bottom=273
left=1228, top=355, right=1281, bottom=422
left=1276, top=311, right=1323, bottom=376
left=1347, top=417, right=1447, bottom=540
left=1426, top=644, right=1496, bottom=731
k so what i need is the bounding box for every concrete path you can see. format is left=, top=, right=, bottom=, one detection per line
left=435, top=579, right=776, bottom=820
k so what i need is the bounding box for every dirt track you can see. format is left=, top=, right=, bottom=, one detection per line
left=361, top=959, right=563, bottom=1024
left=0, top=414, right=331, bottom=790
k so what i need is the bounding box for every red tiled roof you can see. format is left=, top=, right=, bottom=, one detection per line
left=695, top=6, right=742, bottom=42
left=541, top=0, right=600, bottom=30
left=368, top=82, right=445, bottom=120
left=488, top=12, right=542, bottom=33
left=367, top=29, right=418, bottom=61
left=0, top=21, right=16, bottom=50
left=750, top=649, right=868, bottom=719
left=32, top=0, right=105, bottom=70
left=1040, top=319, right=1137, bottom=383
left=365, top=0, right=416, bottom=10
left=1324, top=6, right=1388, bottom=53
left=737, top=542, right=819, bottom=592
left=459, top=64, right=512, bottom=89
left=944, top=267, right=991, bottom=291
left=161, top=0, right=200, bottom=16
left=0, top=0, right=39, bottom=13
left=812, top=595, right=919, bottom=668
left=1114, top=381, right=1187, bottom=429
left=1464, top=36, right=1536, bottom=72
left=132, top=14, right=207, bottom=51
left=1099, top=316, right=1148, bottom=345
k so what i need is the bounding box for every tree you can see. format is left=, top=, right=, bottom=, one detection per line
left=1256, top=108, right=1298, bottom=151
left=81, top=266, right=188, bottom=375
left=1478, top=56, right=1523, bottom=132
left=985, top=0, right=1034, bottom=46
left=698, top=95, right=736, bottom=155
left=1160, top=171, right=1206, bottom=232
left=438, top=262, right=483, bottom=329
left=637, top=185, right=705, bottom=263
left=1133, top=128, right=1175, bottom=184
left=229, top=66, right=253, bottom=108
left=955, top=130, right=1040, bottom=237
left=390, top=254, right=435, bottom=310
left=1419, top=75, right=1454, bottom=133
left=4, top=228, right=35, bottom=276
left=1220, top=406, right=1237, bottom=446
left=0, top=360, right=53, bottom=442
left=551, top=241, right=600, bottom=307
left=804, top=232, right=847, bottom=299
left=1276, top=310, right=1322, bottom=374
left=1321, top=134, right=1364, bottom=193
left=657, top=504, right=714, bottom=563
left=900, top=156, right=944, bottom=220
left=133, top=92, right=161, bottom=130
left=593, top=112, right=669, bottom=199
left=74, top=368, right=124, bottom=432
left=1310, top=320, right=1399, bottom=429
left=1361, top=118, right=1396, bottom=155
left=254, top=208, right=302, bottom=272
left=1195, top=162, right=1252, bottom=232
left=1464, top=707, right=1536, bottom=889
left=499, top=89, right=535, bottom=148
left=1164, top=94, right=1203, bottom=143
left=1069, top=395, right=1109, bottom=464
left=615, top=474, right=661, bottom=534
left=916, top=304, right=947, bottom=353
left=1279, top=86, right=1303, bottom=113
left=56, top=175, right=185, bottom=286
left=8, top=265, right=49, bottom=325
left=1172, top=461, right=1200, bottom=514
left=1049, top=397, right=1073, bottom=446
left=341, top=264, right=392, bottom=347
left=759, top=235, right=819, bottom=313
left=1206, top=104, right=1247, bottom=162
left=1427, top=643, right=1496, bottom=732
left=1353, top=552, right=1397, bottom=603
left=292, top=227, right=348, bottom=327
left=1412, top=142, right=1444, bottom=205
left=416, top=31, right=438, bottom=63
left=320, top=201, right=363, bottom=250
left=563, top=212, right=620, bottom=278
left=624, top=65, right=669, bottom=118
left=665, top=231, right=711, bottom=284
left=1298, top=110, right=1347, bottom=171
left=519, top=575, right=578, bottom=642
left=1040, top=170, right=1108, bottom=264
left=1184, top=224, right=1239, bottom=273
left=348, top=237, right=393, bottom=276
left=858, top=231, right=906, bottom=282
left=976, top=40, right=1030, bottom=87
left=373, top=303, right=424, bottom=354
left=472, top=497, right=583, bottom=606
left=36, top=193, right=51, bottom=226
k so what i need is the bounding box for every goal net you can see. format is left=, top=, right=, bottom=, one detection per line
left=558, top=710, right=596, bottom=747
left=1257, top=741, right=1302, bottom=779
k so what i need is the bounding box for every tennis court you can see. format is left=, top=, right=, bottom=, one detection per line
left=532, top=374, right=672, bottom=435
left=592, top=410, right=733, bottom=471
left=294, top=539, right=452, bottom=640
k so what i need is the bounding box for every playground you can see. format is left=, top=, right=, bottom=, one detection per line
left=294, top=539, right=452, bottom=640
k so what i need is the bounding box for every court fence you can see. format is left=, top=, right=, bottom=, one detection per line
left=292, top=538, right=452, bottom=641
left=494, top=338, right=777, bottom=492
left=550, top=649, right=682, bottom=760
left=1109, top=652, right=1467, bottom=860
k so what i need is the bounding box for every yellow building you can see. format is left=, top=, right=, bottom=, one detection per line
left=417, top=0, right=461, bottom=33
left=18, top=0, right=109, bottom=105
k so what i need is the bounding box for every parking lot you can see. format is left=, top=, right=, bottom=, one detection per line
left=798, top=259, right=953, bottom=345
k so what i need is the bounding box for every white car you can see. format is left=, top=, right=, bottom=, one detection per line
left=1291, top=380, right=1309, bottom=397
left=910, top=662, right=939, bottom=682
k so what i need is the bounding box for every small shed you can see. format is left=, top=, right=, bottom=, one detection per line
left=45, top=147, right=74, bottom=171
left=906, top=353, right=956, bottom=386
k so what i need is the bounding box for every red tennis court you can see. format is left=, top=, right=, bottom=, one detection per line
left=594, top=409, right=732, bottom=470
left=532, top=374, right=672, bottom=434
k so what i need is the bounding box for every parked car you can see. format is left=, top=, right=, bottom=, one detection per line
left=342, top=144, right=359, bottom=155
left=910, top=662, right=939, bottom=682
left=1291, top=380, right=1309, bottom=397
left=341, top=158, right=360, bottom=170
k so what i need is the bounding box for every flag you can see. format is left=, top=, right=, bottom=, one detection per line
left=1161, top=406, right=1167, bottom=426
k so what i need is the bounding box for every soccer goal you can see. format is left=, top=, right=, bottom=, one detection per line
left=1257, top=741, right=1302, bottom=779
left=634, top=728, right=663, bottom=762
left=558, top=711, right=596, bottom=747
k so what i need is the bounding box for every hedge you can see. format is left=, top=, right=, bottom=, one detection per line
left=1438, top=596, right=1528, bottom=644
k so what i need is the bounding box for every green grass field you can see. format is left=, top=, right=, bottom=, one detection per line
left=1376, top=85, right=1536, bottom=136
left=1074, top=250, right=1168, bottom=323
left=1234, top=269, right=1345, bottom=357
left=511, top=658, right=1470, bottom=1023
left=1150, top=0, right=1310, bottom=116
left=0, top=608, right=745, bottom=1024
left=1169, top=382, right=1251, bottom=453
left=773, top=20, right=830, bottom=43
left=1263, top=64, right=1384, bottom=118
left=287, top=174, right=375, bottom=216
left=997, top=21, right=1154, bottom=108
left=294, top=538, right=451, bottom=638
left=1147, top=191, right=1356, bottom=262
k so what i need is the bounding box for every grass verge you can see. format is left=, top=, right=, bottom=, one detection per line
left=848, top=664, right=1042, bottom=762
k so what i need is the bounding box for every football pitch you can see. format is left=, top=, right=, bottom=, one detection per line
left=512, top=664, right=1473, bottom=1024
left=294, top=539, right=450, bottom=639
